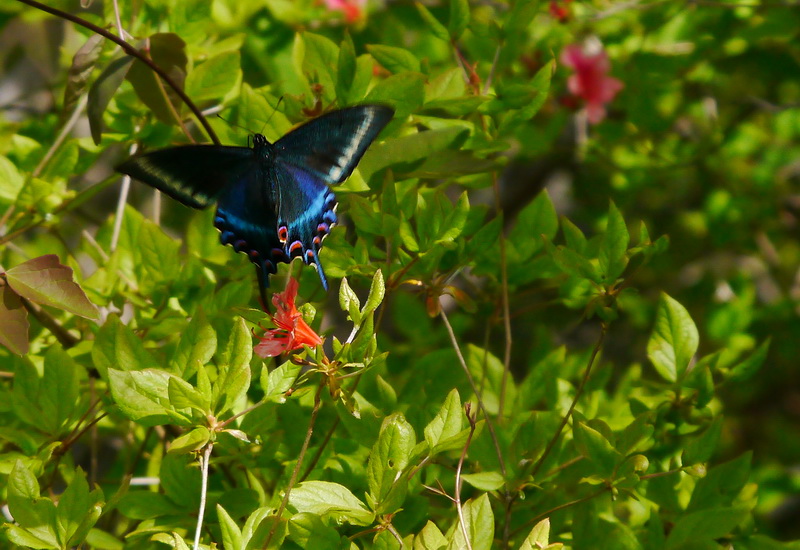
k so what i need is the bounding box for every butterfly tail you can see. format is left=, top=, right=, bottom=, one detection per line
left=313, top=254, right=329, bottom=291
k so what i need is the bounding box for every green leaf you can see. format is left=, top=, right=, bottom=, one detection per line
left=687, top=453, right=751, bottom=513
left=87, top=54, right=133, bottom=144
left=214, top=318, right=252, bottom=415
left=170, top=311, right=216, bottom=376
left=41, top=346, right=81, bottom=435
left=647, top=293, right=699, bottom=383
left=92, top=315, right=158, bottom=379
left=217, top=504, right=244, bottom=550
left=598, top=201, right=630, bottom=282
left=55, top=468, right=94, bottom=546
left=461, top=471, right=504, bottom=491
left=448, top=493, right=494, bottom=550
left=573, top=422, right=622, bottom=478
left=364, top=72, right=426, bottom=121
left=139, top=219, right=181, bottom=287
left=362, top=268, right=385, bottom=317
left=261, top=361, right=301, bottom=403
left=0, top=154, right=24, bottom=205
left=665, top=506, right=750, bottom=549
left=729, top=338, right=770, bottom=381
left=185, top=51, right=241, bottom=101
left=289, top=481, right=374, bottom=526
left=168, top=427, right=211, bottom=455
left=367, top=413, right=415, bottom=512
left=168, top=376, right=210, bottom=415
left=359, top=126, right=468, bottom=183
left=424, top=389, right=464, bottom=454
left=108, top=369, right=189, bottom=427
left=5, top=255, right=99, bottom=320
left=510, top=190, right=559, bottom=259
left=416, top=2, right=450, bottom=41
left=302, top=32, right=339, bottom=101
left=7, top=461, right=59, bottom=548
left=416, top=521, right=448, bottom=550
left=0, top=284, right=29, bottom=355
left=288, top=513, right=341, bottom=550
left=520, top=518, right=555, bottom=550
left=683, top=416, right=723, bottom=465
left=125, top=33, right=188, bottom=126
left=367, top=44, right=421, bottom=73
left=337, top=32, right=357, bottom=103
left=448, top=0, right=470, bottom=39
left=339, top=277, right=362, bottom=326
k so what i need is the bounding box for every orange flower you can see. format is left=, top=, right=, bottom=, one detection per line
left=254, top=278, right=323, bottom=358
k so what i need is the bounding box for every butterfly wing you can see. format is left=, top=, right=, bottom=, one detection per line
left=116, top=145, right=255, bottom=209
left=271, top=105, right=394, bottom=289
left=274, top=104, right=394, bottom=184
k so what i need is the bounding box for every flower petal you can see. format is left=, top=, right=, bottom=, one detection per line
left=255, top=330, right=292, bottom=358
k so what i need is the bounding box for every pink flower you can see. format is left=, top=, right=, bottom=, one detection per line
left=560, top=40, right=624, bottom=124
left=325, top=0, right=365, bottom=23
left=254, top=278, right=323, bottom=358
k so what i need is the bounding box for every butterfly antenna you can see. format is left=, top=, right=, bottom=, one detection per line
left=216, top=113, right=257, bottom=137
left=259, top=96, right=285, bottom=136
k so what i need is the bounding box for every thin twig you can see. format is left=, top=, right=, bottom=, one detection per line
left=439, top=307, right=507, bottom=477
left=529, top=322, right=607, bottom=479
left=511, top=486, right=610, bottom=538
left=193, top=443, right=213, bottom=550
left=493, top=173, right=513, bottom=421
left=14, top=0, right=220, bottom=145
left=265, top=384, right=324, bottom=548
left=32, top=94, right=88, bottom=179
left=18, top=296, right=79, bottom=348
left=455, top=404, right=477, bottom=550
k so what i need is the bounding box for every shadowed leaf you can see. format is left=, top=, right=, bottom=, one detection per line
left=0, top=283, right=29, bottom=355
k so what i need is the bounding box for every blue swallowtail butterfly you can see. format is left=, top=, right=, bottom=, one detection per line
left=117, top=104, right=394, bottom=304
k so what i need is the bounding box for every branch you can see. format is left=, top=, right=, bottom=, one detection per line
left=14, top=0, right=220, bottom=145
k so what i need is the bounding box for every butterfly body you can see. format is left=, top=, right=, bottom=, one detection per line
left=117, top=105, right=393, bottom=302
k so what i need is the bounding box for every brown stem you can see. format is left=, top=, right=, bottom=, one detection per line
left=264, top=383, right=324, bottom=548
left=19, top=296, right=79, bottom=348
left=529, top=322, right=608, bottom=479
left=14, top=0, right=219, bottom=145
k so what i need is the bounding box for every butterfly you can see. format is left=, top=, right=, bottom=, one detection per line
left=117, top=104, right=394, bottom=304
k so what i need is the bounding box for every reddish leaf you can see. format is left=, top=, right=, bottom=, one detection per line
left=5, top=255, right=99, bottom=320
left=0, top=283, right=29, bottom=355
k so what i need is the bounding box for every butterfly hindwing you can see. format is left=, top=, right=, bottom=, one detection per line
left=117, top=145, right=255, bottom=208
left=272, top=163, right=337, bottom=290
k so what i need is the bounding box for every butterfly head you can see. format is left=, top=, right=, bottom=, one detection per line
left=252, top=133, right=271, bottom=155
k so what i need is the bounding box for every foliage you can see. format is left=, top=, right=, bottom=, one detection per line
left=1, top=0, right=798, bottom=549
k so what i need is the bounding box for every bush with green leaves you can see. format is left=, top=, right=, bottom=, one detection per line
left=1, top=0, right=798, bottom=549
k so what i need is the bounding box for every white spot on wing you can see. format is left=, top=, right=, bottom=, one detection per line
left=326, top=110, right=375, bottom=182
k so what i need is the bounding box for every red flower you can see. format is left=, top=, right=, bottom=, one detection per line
left=254, top=278, right=323, bottom=358
left=560, top=40, right=624, bottom=124
left=549, top=0, right=572, bottom=22
left=325, top=0, right=365, bottom=23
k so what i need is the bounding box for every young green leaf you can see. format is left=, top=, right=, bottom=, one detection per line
left=415, top=2, right=450, bottom=41
left=362, top=268, right=385, bottom=317
left=448, top=494, right=494, bottom=550
left=87, top=54, right=134, bottom=144
left=682, top=416, right=723, bottom=465
left=367, top=44, right=421, bottom=73
left=217, top=504, right=244, bottom=550
left=647, top=293, right=699, bottom=383
left=598, top=201, right=630, bottom=282
left=289, top=481, right=374, bottom=526
left=448, top=0, right=470, bottom=39
left=367, top=414, right=415, bottom=513
left=424, top=389, right=464, bottom=454
left=168, top=427, right=211, bottom=455
left=185, top=51, right=241, bottom=102
left=261, top=361, right=301, bottom=403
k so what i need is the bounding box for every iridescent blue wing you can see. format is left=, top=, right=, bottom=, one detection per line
left=116, top=145, right=255, bottom=208
left=274, top=104, right=394, bottom=184
left=272, top=105, right=394, bottom=289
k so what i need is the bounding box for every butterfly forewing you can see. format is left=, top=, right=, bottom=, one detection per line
left=117, top=145, right=255, bottom=209
left=275, top=105, right=394, bottom=184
